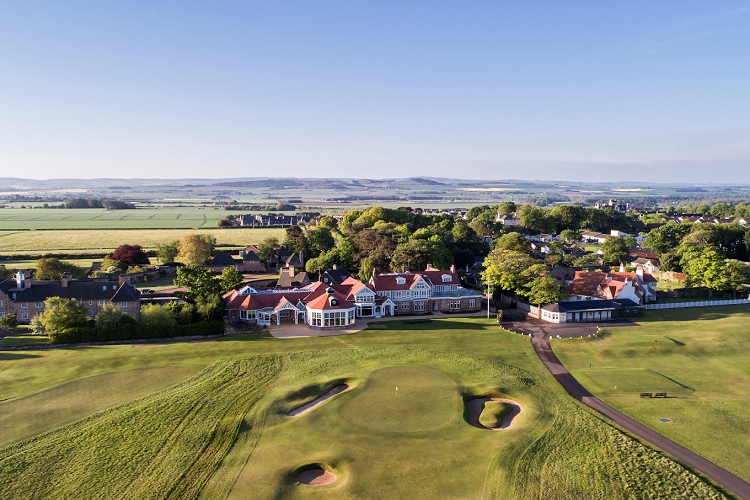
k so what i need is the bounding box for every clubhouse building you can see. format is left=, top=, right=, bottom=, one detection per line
left=223, top=265, right=482, bottom=329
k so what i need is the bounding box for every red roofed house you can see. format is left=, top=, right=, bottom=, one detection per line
left=369, top=264, right=482, bottom=315
left=564, top=266, right=657, bottom=305
left=223, top=277, right=396, bottom=329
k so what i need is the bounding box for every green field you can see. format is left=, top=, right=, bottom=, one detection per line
left=554, top=306, right=750, bottom=482
left=0, top=208, right=232, bottom=230
left=0, top=319, right=727, bottom=499
left=0, top=227, right=285, bottom=252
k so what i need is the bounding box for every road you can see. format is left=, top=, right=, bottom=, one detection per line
left=502, top=309, right=750, bottom=500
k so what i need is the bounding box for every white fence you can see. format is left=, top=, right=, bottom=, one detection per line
left=644, top=298, right=749, bottom=310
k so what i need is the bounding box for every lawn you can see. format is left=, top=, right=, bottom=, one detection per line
left=554, top=306, right=750, bottom=482
left=0, top=227, right=285, bottom=252
left=0, top=319, right=728, bottom=499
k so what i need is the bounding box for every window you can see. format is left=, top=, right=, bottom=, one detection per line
left=21, top=302, right=28, bottom=309
left=98, top=299, right=106, bottom=305
left=449, top=300, right=461, bottom=310
left=88, top=300, right=94, bottom=305
left=21, top=312, right=29, bottom=320
left=0, top=312, right=5, bottom=317
left=86, top=310, right=93, bottom=317
left=396, top=277, right=406, bottom=285
left=442, top=274, right=452, bottom=282
left=113, top=285, right=117, bottom=290
left=414, top=301, right=426, bottom=311
left=35, top=301, right=43, bottom=308
left=102, top=285, right=108, bottom=291
left=0, top=300, right=3, bottom=307
left=121, top=302, right=128, bottom=308
left=399, top=302, right=409, bottom=310
left=468, top=299, right=476, bottom=308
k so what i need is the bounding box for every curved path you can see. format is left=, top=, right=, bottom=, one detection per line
left=503, top=312, right=750, bottom=500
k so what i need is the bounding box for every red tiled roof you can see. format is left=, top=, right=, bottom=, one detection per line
left=371, top=273, right=425, bottom=291
left=305, top=289, right=354, bottom=310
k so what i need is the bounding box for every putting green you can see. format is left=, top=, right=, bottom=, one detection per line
left=339, top=365, right=459, bottom=432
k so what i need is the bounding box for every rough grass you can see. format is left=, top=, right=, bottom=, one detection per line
left=555, top=306, right=750, bottom=482
left=0, top=227, right=285, bottom=252
left=479, top=401, right=514, bottom=428
left=0, top=356, right=282, bottom=499
left=0, top=319, right=732, bottom=499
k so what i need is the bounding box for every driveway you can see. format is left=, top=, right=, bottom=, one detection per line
left=503, top=308, right=750, bottom=499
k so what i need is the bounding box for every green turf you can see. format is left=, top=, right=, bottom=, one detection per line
left=554, top=305, right=750, bottom=482
left=0, top=319, right=730, bottom=499
left=338, top=365, right=459, bottom=432
left=479, top=401, right=514, bottom=428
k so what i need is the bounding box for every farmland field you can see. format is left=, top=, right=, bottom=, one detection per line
left=0, top=319, right=727, bottom=499
left=0, top=227, right=286, bottom=252
left=0, top=208, right=234, bottom=230
left=554, top=306, right=750, bottom=482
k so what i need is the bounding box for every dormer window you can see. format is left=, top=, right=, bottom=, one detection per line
left=103, top=285, right=108, bottom=291
left=396, top=277, right=406, bottom=285
left=442, top=274, right=451, bottom=282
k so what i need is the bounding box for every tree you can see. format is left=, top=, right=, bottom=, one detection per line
left=391, top=239, right=430, bottom=272
left=138, top=303, right=177, bottom=330
left=482, top=250, right=537, bottom=295
left=157, top=241, right=180, bottom=264
left=518, top=205, right=549, bottom=233
left=600, top=236, right=630, bottom=266
left=35, top=258, right=86, bottom=280
left=178, top=234, right=216, bottom=266
left=95, top=303, right=129, bottom=330
left=318, top=216, right=338, bottom=229
left=174, top=266, right=221, bottom=300
left=524, top=274, right=565, bottom=306
left=359, top=256, right=375, bottom=282
left=643, top=222, right=691, bottom=255
left=0, top=313, right=18, bottom=330
left=37, top=297, right=89, bottom=333
left=220, top=267, right=244, bottom=292
left=196, top=293, right=224, bottom=321
left=469, top=211, right=498, bottom=237
left=660, top=251, right=682, bottom=272
left=101, top=256, right=126, bottom=274
left=306, top=226, right=335, bottom=258
left=724, top=260, right=748, bottom=297
left=559, top=229, right=580, bottom=243
left=452, top=221, right=479, bottom=244
left=110, top=244, right=150, bottom=265
left=550, top=205, right=586, bottom=232
left=491, top=232, right=532, bottom=254
left=283, top=226, right=307, bottom=254
left=257, top=237, right=280, bottom=262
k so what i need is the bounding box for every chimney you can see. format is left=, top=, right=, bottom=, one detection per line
left=619, top=263, right=625, bottom=273
left=15, top=270, right=25, bottom=289
left=288, top=266, right=295, bottom=277
left=61, top=272, right=72, bottom=287
left=332, top=264, right=337, bottom=270
left=118, top=275, right=132, bottom=286
left=635, top=265, right=644, bottom=279
left=450, top=264, right=456, bottom=274
left=426, top=263, right=434, bottom=270
left=402, top=266, right=409, bottom=273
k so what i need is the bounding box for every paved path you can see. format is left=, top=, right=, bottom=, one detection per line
left=502, top=310, right=750, bottom=499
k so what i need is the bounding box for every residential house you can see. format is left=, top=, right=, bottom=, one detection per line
left=496, top=213, right=521, bottom=226
left=0, top=271, right=141, bottom=323
left=369, top=264, right=482, bottom=315
left=276, top=266, right=311, bottom=288
left=237, top=245, right=266, bottom=272
left=580, top=231, right=609, bottom=244
left=320, top=265, right=351, bottom=285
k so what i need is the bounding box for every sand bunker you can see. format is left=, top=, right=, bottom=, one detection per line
left=288, top=385, right=350, bottom=417
left=297, top=467, right=336, bottom=485
left=467, top=398, right=522, bottom=430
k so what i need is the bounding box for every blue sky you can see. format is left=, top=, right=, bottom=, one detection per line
left=1, top=1, right=749, bottom=182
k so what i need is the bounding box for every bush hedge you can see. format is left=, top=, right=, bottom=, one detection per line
left=49, top=320, right=224, bottom=344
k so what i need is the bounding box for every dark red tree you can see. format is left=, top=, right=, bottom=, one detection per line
left=110, top=244, right=151, bottom=265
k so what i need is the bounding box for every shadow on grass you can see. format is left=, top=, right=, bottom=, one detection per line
left=0, top=352, right=42, bottom=360
left=654, top=371, right=695, bottom=392
left=643, top=305, right=750, bottom=323
left=665, top=337, right=685, bottom=346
